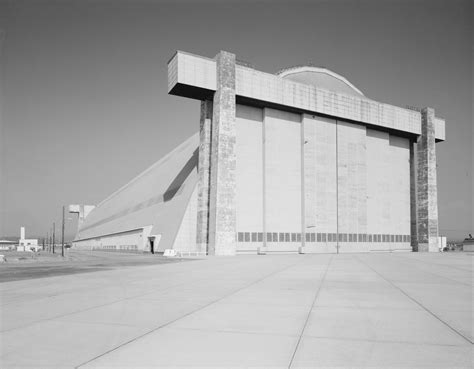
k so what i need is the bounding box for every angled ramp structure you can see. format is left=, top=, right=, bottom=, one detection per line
left=72, top=134, right=199, bottom=253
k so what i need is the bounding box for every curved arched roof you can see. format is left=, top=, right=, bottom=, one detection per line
left=277, top=66, right=364, bottom=97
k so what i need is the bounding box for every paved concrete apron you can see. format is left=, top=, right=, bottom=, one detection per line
left=0, top=253, right=472, bottom=368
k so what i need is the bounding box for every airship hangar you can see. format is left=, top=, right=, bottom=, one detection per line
left=70, top=50, right=445, bottom=255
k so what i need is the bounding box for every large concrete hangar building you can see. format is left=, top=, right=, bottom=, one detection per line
left=71, top=50, right=445, bottom=255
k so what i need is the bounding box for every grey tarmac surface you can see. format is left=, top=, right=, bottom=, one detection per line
left=0, top=252, right=472, bottom=368
left=0, top=250, right=190, bottom=282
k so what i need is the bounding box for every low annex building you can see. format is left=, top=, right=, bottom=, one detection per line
left=71, top=50, right=445, bottom=255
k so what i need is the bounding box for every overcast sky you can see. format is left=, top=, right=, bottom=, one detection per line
left=0, top=0, right=472, bottom=241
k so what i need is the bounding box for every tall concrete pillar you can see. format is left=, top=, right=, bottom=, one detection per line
left=409, top=141, right=418, bottom=249
left=261, top=109, right=268, bottom=252
left=415, top=107, right=439, bottom=252
left=208, top=51, right=237, bottom=255
left=196, top=100, right=213, bottom=253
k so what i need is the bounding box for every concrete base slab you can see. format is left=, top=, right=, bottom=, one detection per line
left=84, top=327, right=298, bottom=368
left=291, top=336, right=471, bottom=368
left=0, top=253, right=471, bottom=368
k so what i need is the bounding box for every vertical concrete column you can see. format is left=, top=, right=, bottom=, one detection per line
left=196, top=100, right=213, bottom=253
left=416, top=107, right=439, bottom=252
left=261, top=108, right=268, bottom=254
left=300, top=116, right=306, bottom=250
left=208, top=51, right=237, bottom=255
left=409, top=141, right=418, bottom=249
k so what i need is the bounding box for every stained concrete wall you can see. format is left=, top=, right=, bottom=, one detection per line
left=264, top=108, right=302, bottom=251
left=168, top=51, right=216, bottom=93
left=73, top=227, right=152, bottom=252
left=208, top=51, right=237, bottom=255
left=366, top=129, right=411, bottom=252
left=235, top=104, right=264, bottom=253
left=336, top=121, right=368, bottom=252
left=367, top=129, right=391, bottom=237
left=410, top=142, right=417, bottom=247
left=168, top=51, right=441, bottom=255
left=237, top=64, right=424, bottom=137
left=416, top=107, right=439, bottom=252
left=389, top=135, right=411, bottom=249
left=315, top=117, right=338, bottom=236
left=196, top=100, right=212, bottom=253
left=232, top=106, right=412, bottom=254
left=173, top=183, right=198, bottom=252
left=300, top=122, right=411, bottom=254
left=303, top=115, right=338, bottom=253
left=168, top=51, right=446, bottom=142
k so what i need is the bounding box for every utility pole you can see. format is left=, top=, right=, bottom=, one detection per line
left=46, top=232, right=49, bottom=252
left=42, top=236, right=45, bottom=251
left=61, top=206, right=65, bottom=257
left=52, top=222, right=56, bottom=254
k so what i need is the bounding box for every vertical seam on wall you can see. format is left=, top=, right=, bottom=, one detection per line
left=301, top=115, right=305, bottom=248
left=336, top=120, right=339, bottom=253
left=409, top=140, right=412, bottom=251
left=262, top=108, right=266, bottom=248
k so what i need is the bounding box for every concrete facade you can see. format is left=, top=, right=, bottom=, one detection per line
left=167, top=50, right=444, bottom=255
left=264, top=108, right=302, bottom=252
left=196, top=100, right=212, bottom=253
left=70, top=50, right=444, bottom=256
left=416, top=107, right=439, bottom=252
left=235, top=105, right=263, bottom=253
left=168, top=51, right=445, bottom=140
left=208, top=51, right=237, bottom=255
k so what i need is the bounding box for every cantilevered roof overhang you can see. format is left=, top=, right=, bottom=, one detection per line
left=168, top=51, right=445, bottom=142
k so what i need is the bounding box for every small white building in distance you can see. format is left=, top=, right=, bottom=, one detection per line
left=0, top=240, right=16, bottom=251
left=17, top=226, right=39, bottom=252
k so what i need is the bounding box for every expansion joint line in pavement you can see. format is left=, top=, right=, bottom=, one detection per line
left=75, top=257, right=306, bottom=368
left=1, top=258, right=257, bottom=333
left=390, top=253, right=472, bottom=273
left=355, top=255, right=473, bottom=345
left=388, top=254, right=472, bottom=287
left=288, top=255, right=334, bottom=369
